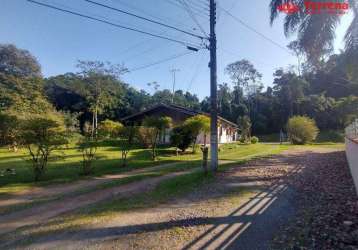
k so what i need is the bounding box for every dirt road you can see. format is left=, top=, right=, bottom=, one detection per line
left=1, top=147, right=350, bottom=250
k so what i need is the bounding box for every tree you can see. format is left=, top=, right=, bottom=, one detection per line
left=225, top=59, right=262, bottom=89
left=98, top=120, right=135, bottom=167
left=237, top=115, right=252, bottom=143
left=143, top=116, right=172, bottom=161
left=78, top=122, right=98, bottom=175
left=98, top=119, right=123, bottom=138
left=76, top=60, right=127, bottom=137
left=0, top=113, right=19, bottom=150
left=170, top=126, right=194, bottom=153
left=287, top=116, right=319, bottom=144
left=0, top=44, right=41, bottom=78
left=183, top=115, right=210, bottom=152
left=118, top=126, right=137, bottom=167
left=0, top=74, right=56, bottom=119
left=19, top=118, right=67, bottom=181
left=269, top=0, right=357, bottom=64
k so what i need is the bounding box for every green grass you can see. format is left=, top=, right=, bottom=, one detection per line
left=0, top=142, right=345, bottom=245
left=0, top=145, right=202, bottom=191
left=0, top=142, right=343, bottom=195
left=258, top=130, right=345, bottom=143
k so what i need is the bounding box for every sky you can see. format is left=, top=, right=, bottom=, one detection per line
left=0, top=0, right=353, bottom=99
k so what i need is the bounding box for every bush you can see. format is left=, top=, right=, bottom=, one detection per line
left=239, top=136, right=247, bottom=144
left=98, top=119, right=123, bottom=138
left=19, top=117, right=67, bottom=181
left=287, top=116, right=319, bottom=145
left=137, top=127, right=155, bottom=148
left=170, top=126, right=194, bottom=153
left=251, top=136, right=259, bottom=144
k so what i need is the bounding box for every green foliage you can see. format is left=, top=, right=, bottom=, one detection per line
left=137, top=127, right=155, bottom=149
left=98, top=119, right=123, bottom=138
left=269, top=0, right=357, bottom=63
left=78, top=123, right=98, bottom=175
left=143, top=116, right=172, bottom=160
left=184, top=115, right=210, bottom=137
left=316, top=130, right=344, bottom=143
left=118, top=126, right=138, bottom=167
left=170, top=126, right=194, bottom=153
left=237, top=115, right=252, bottom=142
left=287, top=116, right=319, bottom=145
left=19, top=118, right=67, bottom=181
left=0, top=113, right=18, bottom=148
left=0, top=44, right=41, bottom=78
left=184, top=115, right=210, bottom=152
left=0, top=74, right=56, bottom=119
left=251, top=136, right=259, bottom=144
left=225, top=59, right=262, bottom=88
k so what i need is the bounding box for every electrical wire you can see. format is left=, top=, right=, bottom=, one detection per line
left=187, top=51, right=206, bottom=91
left=27, top=0, right=202, bottom=48
left=219, top=6, right=293, bottom=55
left=85, top=0, right=207, bottom=40
left=178, top=0, right=208, bottom=37
left=164, top=0, right=208, bottom=20
left=129, top=51, right=194, bottom=72
left=111, top=0, right=196, bottom=32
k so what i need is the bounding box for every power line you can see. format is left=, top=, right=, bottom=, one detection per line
left=27, top=0, right=202, bottom=49
left=219, top=6, right=293, bottom=55
left=178, top=0, right=208, bottom=37
left=186, top=0, right=209, bottom=11
left=187, top=51, right=206, bottom=91
left=164, top=0, right=208, bottom=20
left=111, top=0, right=197, bottom=33
left=85, top=0, right=207, bottom=40
left=129, top=51, right=194, bottom=72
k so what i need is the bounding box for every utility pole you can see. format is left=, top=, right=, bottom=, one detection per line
left=170, top=68, right=180, bottom=103
left=209, top=0, right=218, bottom=172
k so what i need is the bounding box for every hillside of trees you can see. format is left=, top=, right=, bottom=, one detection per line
left=0, top=43, right=357, bottom=138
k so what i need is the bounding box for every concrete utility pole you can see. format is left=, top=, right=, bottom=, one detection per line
left=209, top=0, right=218, bottom=172
left=170, top=68, right=180, bottom=103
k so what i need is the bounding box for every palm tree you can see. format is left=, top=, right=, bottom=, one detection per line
left=270, top=0, right=357, bottom=64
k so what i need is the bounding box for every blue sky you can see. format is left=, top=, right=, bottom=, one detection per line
left=0, top=0, right=353, bottom=99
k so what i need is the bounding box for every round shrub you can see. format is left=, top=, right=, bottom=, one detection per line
left=170, top=126, right=194, bottom=153
left=287, top=116, right=319, bottom=145
left=251, top=136, right=259, bottom=144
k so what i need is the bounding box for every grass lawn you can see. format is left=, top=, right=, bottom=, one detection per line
left=0, top=143, right=345, bottom=246
left=0, top=142, right=344, bottom=194
left=259, top=130, right=345, bottom=143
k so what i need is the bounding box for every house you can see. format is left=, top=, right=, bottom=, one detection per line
left=121, top=103, right=238, bottom=144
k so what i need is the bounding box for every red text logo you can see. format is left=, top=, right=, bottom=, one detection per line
left=277, top=1, right=350, bottom=15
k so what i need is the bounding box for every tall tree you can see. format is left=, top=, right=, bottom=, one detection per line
left=76, top=60, right=127, bottom=137
left=270, top=0, right=358, bottom=65
left=0, top=44, right=42, bottom=78
left=225, top=59, right=262, bottom=89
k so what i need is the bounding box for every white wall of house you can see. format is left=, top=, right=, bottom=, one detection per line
left=345, top=138, right=358, bottom=196
left=196, top=125, right=237, bottom=144
left=159, top=125, right=237, bottom=145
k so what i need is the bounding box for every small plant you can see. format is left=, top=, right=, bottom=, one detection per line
left=118, top=126, right=137, bottom=167
left=183, top=115, right=210, bottom=153
left=19, top=117, right=67, bottom=181
left=170, top=126, right=194, bottom=153
left=143, top=116, right=172, bottom=161
left=237, top=115, right=252, bottom=143
left=287, top=116, right=319, bottom=145
left=0, top=113, right=19, bottom=151
left=98, top=119, right=123, bottom=138
left=78, top=123, right=98, bottom=175
left=251, top=136, right=259, bottom=144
